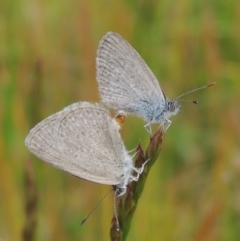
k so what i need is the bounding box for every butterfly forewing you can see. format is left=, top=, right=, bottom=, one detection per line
left=96, top=32, right=165, bottom=115
left=25, top=102, right=126, bottom=185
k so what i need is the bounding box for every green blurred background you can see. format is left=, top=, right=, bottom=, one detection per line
left=1, top=0, right=240, bottom=240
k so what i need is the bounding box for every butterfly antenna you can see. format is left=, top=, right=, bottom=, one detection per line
left=114, top=190, right=120, bottom=231
left=178, top=99, right=199, bottom=104
left=81, top=188, right=114, bottom=226
left=175, top=82, right=216, bottom=101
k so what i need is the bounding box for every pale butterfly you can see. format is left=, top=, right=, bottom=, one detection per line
left=96, top=32, right=215, bottom=134
left=25, top=101, right=148, bottom=230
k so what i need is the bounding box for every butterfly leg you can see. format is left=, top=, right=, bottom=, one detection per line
left=157, top=121, right=165, bottom=131
left=128, top=146, right=139, bottom=155
left=144, top=122, right=152, bottom=135
left=129, top=148, right=140, bottom=159
left=130, top=158, right=150, bottom=181
left=163, top=119, right=171, bottom=132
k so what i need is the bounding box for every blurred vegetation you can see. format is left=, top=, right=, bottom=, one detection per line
left=0, top=0, right=240, bottom=240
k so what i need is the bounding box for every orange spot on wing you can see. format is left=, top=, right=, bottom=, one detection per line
left=115, top=113, right=126, bottom=129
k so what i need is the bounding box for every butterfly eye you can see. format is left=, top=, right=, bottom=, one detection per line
left=169, top=103, right=175, bottom=112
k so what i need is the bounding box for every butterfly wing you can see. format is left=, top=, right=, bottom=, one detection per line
left=25, top=102, right=127, bottom=185
left=96, top=32, right=166, bottom=121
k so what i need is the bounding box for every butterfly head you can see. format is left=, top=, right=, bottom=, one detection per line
left=165, top=99, right=181, bottom=118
